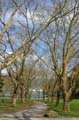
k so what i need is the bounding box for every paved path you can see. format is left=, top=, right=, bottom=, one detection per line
left=0, top=101, right=79, bottom=120
left=0, top=101, right=48, bottom=120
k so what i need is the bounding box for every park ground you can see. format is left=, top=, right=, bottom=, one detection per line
left=0, top=101, right=79, bottom=120
left=1, top=98, right=79, bottom=119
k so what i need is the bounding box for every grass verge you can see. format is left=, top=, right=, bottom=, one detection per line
left=0, top=97, right=33, bottom=115
left=45, top=99, right=79, bottom=117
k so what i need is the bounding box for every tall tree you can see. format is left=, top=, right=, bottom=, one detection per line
left=35, top=0, right=79, bottom=112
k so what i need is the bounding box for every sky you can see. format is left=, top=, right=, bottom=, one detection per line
left=0, top=0, right=53, bottom=73
left=0, top=0, right=55, bottom=52
left=0, top=0, right=78, bottom=75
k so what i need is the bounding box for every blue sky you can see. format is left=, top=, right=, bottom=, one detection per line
left=0, top=0, right=79, bottom=75
left=0, top=0, right=54, bottom=73
left=0, top=0, right=54, bottom=52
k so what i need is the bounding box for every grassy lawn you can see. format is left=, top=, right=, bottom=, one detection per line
left=0, top=97, right=33, bottom=115
left=45, top=99, right=79, bottom=117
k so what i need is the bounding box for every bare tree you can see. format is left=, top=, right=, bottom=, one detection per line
left=0, top=0, right=25, bottom=39
left=39, top=0, right=79, bottom=112
left=0, top=0, right=79, bottom=112
left=0, top=0, right=76, bottom=71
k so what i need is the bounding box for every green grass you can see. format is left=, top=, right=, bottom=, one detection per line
left=45, top=99, right=79, bottom=117
left=0, top=97, right=33, bottom=115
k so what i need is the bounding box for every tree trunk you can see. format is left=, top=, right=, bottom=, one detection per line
left=43, top=91, right=45, bottom=101
left=62, top=64, right=71, bottom=112
left=50, top=95, right=53, bottom=103
left=63, top=93, right=71, bottom=112
left=20, top=82, right=25, bottom=103
left=55, top=91, right=60, bottom=106
left=12, top=85, right=18, bottom=107
left=12, top=93, right=17, bottom=107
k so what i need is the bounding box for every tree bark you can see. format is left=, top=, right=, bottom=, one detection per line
left=12, top=85, right=18, bottom=107
left=43, top=91, right=45, bottom=101
left=20, top=82, right=25, bottom=103
left=62, top=62, right=71, bottom=112
left=63, top=92, right=71, bottom=112
left=55, top=91, right=60, bottom=106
